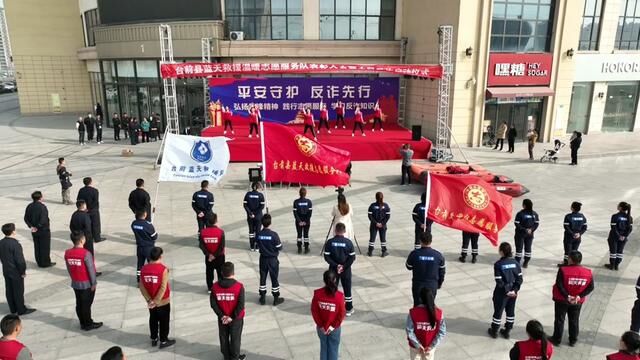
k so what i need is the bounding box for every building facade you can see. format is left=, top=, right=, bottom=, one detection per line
left=0, top=7, right=13, bottom=78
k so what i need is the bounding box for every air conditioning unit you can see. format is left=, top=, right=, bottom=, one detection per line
left=230, top=31, right=244, bottom=41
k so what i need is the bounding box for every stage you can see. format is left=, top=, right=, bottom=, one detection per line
left=201, top=122, right=432, bottom=163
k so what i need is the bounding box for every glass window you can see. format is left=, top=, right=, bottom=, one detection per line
left=491, top=0, right=555, bottom=52
left=602, top=82, right=639, bottom=131
left=225, top=0, right=303, bottom=40
left=615, top=0, right=640, bottom=49
left=579, top=0, right=603, bottom=50
left=135, top=60, right=158, bottom=83
left=272, top=0, right=286, bottom=14
left=272, top=15, right=287, bottom=39
left=288, top=0, right=302, bottom=14
left=83, top=9, right=100, bottom=47
left=101, top=61, right=115, bottom=83
left=319, top=0, right=396, bottom=40
left=287, top=16, right=304, bottom=39
left=567, top=82, right=593, bottom=134
left=117, top=61, right=135, bottom=82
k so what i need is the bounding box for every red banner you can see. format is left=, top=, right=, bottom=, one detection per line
left=263, top=122, right=351, bottom=187
left=487, top=53, right=553, bottom=86
left=427, top=173, right=512, bottom=246
left=161, top=62, right=442, bottom=79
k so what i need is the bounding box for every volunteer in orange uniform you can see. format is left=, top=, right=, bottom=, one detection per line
left=139, top=247, right=175, bottom=349
left=64, top=231, right=102, bottom=331
left=311, top=270, right=346, bottom=360
left=548, top=250, right=594, bottom=347
left=211, top=262, right=246, bottom=360
left=200, top=213, right=226, bottom=291
left=406, top=288, right=446, bottom=360
left=607, top=331, right=640, bottom=360
left=0, top=315, right=31, bottom=360
left=509, top=320, right=553, bottom=360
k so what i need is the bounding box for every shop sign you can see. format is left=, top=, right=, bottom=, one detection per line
left=487, top=53, right=553, bottom=86
left=574, top=54, right=640, bottom=82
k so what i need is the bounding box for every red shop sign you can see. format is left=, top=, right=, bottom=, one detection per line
left=487, top=53, right=553, bottom=86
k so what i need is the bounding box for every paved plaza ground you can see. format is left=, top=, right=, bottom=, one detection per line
left=0, top=93, right=639, bottom=359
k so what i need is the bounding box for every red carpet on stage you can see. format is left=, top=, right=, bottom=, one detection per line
left=201, top=122, right=432, bottom=162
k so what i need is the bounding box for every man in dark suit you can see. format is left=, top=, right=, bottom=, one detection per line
left=128, top=178, right=152, bottom=221
left=77, top=177, right=105, bottom=243
left=23, top=191, right=55, bottom=267
left=0, top=223, right=36, bottom=315
left=70, top=200, right=94, bottom=255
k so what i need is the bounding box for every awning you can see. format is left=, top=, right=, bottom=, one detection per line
left=486, top=86, right=555, bottom=99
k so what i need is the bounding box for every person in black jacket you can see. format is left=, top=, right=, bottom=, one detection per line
left=0, top=223, right=36, bottom=315
left=256, top=214, right=284, bottom=306
left=129, top=178, right=152, bottom=221
left=112, top=113, right=121, bottom=141
left=95, top=115, right=104, bottom=144
left=412, top=192, right=433, bottom=250
left=23, top=191, right=54, bottom=268
left=367, top=192, right=390, bottom=257
left=293, top=187, right=312, bottom=254
left=84, top=113, right=95, bottom=141
left=193, top=180, right=215, bottom=233
left=606, top=201, right=633, bottom=270
left=122, top=113, right=130, bottom=140
left=488, top=242, right=523, bottom=340
left=70, top=200, right=94, bottom=255
left=57, top=157, right=73, bottom=205
left=132, top=210, right=158, bottom=282
left=507, top=125, right=517, bottom=153
left=76, top=116, right=86, bottom=145
left=406, top=232, right=445, bottom=305
left=569, top=131, right=582, bottom=165
left=631, top=276, right=640, bottom=333
left=324, top=222, right=356, bottom=316
left=77, top=177, right=105, bottom=243
left=243, top=182, right=265, bottom=251
left=513, top=199, right=540, bottom=268
left=558, top=201, right=587, bottom=266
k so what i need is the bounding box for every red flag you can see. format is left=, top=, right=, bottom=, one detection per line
left=426, top=173, right=512, bottom=246
left=262, top=122, right=351, bottom=187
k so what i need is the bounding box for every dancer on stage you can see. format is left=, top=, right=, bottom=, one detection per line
left=223, top=106, right=234, bottom=135
left=335, top=101, right=346, bottom=129
left=352, top=105, right=365, bottom=137
left=303, top=107, right=317, bottom=141
left=248, top=106, right=259, bottom=138
left=318, top=103, right=331, bottom=135
left=371, top=102, right=384, bottom=132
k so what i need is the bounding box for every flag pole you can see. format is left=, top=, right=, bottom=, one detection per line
left=424, top=171, right=431, bottom=232
left=151, top=180, right=160, bottom=224
left=259, top=121, right=269, bottom=213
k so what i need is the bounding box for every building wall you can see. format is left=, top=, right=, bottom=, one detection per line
left=5, top=0, right=91, bottom=114
left=0, top=8, right=13, bottom=76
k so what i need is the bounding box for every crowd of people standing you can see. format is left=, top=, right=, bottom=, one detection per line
left=76, top=103, right=163, bottom=146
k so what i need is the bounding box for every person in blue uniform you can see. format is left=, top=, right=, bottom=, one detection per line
left=243, top=182, right=265, bottom=251
left=605, top=201, right=633, bottom=270
left=412, top=192, right=433, bottom=250
left=513, top=199, right=540, bottom=268
left=293, top=187, right=313, bottom=254
left=405, top=232, right=445, bottom=306
left=192, top=180, right=215, bottom=233
left=488, top=242, right=523, bottom=340
left=558, top=202, right=587, bottom=267
left=131, top=210, right=157, bottom=282
left=367, top=192, right=391, bottom=258
left=324, top=223, right=357, bottom=317
left=459, top=231, right=480, bottom=264
left=257, top=214, right=284, bottom=306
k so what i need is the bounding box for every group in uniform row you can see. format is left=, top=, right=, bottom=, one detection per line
left=74, top=110, right=163, bottom=146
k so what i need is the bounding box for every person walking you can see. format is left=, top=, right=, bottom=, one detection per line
left=494, top=121, right=507, bottom=151
left=509, top=320, right=553, bottom=360
left=459, top=231, right=480, bottom=264
left=139, top=247, right=176, bottom=349
left=76, top=117, right=86, bottom=145
left=64, top=231, right=102, bottom=331
left=367, top=192, right=390, bottom=257
left=193, top=180, right=215, bottom=233
left=412, top=193, right=433, bottom=250
left=0, top=224, right=35, bottom=316
left=406, top=288, right=446, bottom=360
left=77, top=177, right=105, bottom=243
left=211, top=262, right=246, bottom=360
left=488, top=242, right=523, bottom=340
left=243, top=182, right=264, bottom=251
left=95, top=115, right=104, bottom=144
left=141, top=117, right=150, bottom=143
left=569, top=131, right=582, bottom=165
left=132, top=210, right=157, bottom=282
left=351, top=105, right=365, bottom=137
left=558, top=201, right=587, bottom=266
left=293, top=187, right=313, bottom=254
left=112, top=113, right=121, bottom=141
left=606, top=202, right=633, bottom=270
left=128, top=179, right=152, bottom=222
left=23, top=191, right=54, bottom=268
left=200, top=213, right=225, bottom=292
left=257, top=214, right=285, bottom=306
left=56, top=157, right=73, bottom=205
left=406, top=232, right=445, bottom=306
left=507, top=125, right=517, bottom=153
left=311, top=270, right=346, bottom=360
left=324, top=223, right=356, bottom=316
left=527, top=128, right=538, bottom=160
left=0, top=314, right=32, bottom=360
left=331, top=194, right=354, bottom=241
left=548, top=250, right=594, bottom=347
left=606, top=332, right=640, bottom=360
left=400, top=144, right=414, bottom=185
left=513, top=199, right=540, bottom=268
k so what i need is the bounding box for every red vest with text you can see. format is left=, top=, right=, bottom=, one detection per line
left=408, top=307, right=442, bottom=349
left=0, top=339, right=28, bottom=360
left=249, top=112, right=259, bottom=124
left=336, top=105, right=344, bottom=116
left=312, top=288, right=345, bottom=330
left=355, top=111, right=364, bottom=123
left=374, top=108, right=382, bottom=118
left=552, top=265, right=592, bottom=304
left=607, top=352, right=640, bottom=360
left=201, top=226, right=225, bottom=255
left=64, top=247, right=91, bottom=282
left=304, top=113, right=314, bottom=125
left=320, top=109, right=328, bottom=120
left=516, top=339, right=554, bottom=360
left=213, top=281, right=245, bottom=319
left=141, top=263, right=170, bottom=300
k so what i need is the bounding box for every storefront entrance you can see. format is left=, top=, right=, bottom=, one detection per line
left=603, top=81, right=639, bottom=132
left=484, top=98, right=544, bottom=142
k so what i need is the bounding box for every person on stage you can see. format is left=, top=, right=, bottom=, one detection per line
left=335, top=101, right=346, bottom=129
left=223, top=106, right=234, bottom=135
left=248, top=106, right=260, bottom=138
left=371, top=102, right=384, bottom=132
left=303, top=107, right=317, bottom=141
left=352, top=105, right=365, bottom=137
left=318, top=103, right=331, bottom=135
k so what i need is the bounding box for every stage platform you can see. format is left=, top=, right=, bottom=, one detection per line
left=201, top=122, right=432, bottom=163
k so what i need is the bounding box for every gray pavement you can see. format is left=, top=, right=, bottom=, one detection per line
left=0, top=93, right=639, bottom=359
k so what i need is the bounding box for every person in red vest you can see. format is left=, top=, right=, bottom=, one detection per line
left=371, top=102, right=384, bottom=132
left=0, top=314, right=31, bottom=360
left=509, top=320, right=553, bottom=360
left=548, top=250, right=594, bottom=347
left=406, top=288, right=446, bottom=360
left=200, top=213, right=226, bottom=292
left=64, top=231, right=102, bottom=331
left=223, top=106, right=234, bottom=135
left=303, top=107, right=317, bottom=141
left=352, top=105, right=365, bottom=137
left=334, top=101, right=345, bottom=129
left=248, top=106, right=260, bottom=138
left=318, top=103, right=331, bottom=135
left=607, top=331, right=640, bottom=360
left=139, top=246, right=175, bottom=349
left=211, top=262, right=246, bottom=360
left=311, top=270, right=346, bottom=360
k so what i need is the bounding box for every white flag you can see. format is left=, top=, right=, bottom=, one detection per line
left=158, top=133, right=230, bottom=183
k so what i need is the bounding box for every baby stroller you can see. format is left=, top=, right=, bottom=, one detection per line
left=540, top=139, right=566, bottom=163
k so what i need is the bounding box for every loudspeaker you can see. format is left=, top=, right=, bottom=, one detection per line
left=411, top=125, right=422, bottom=141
